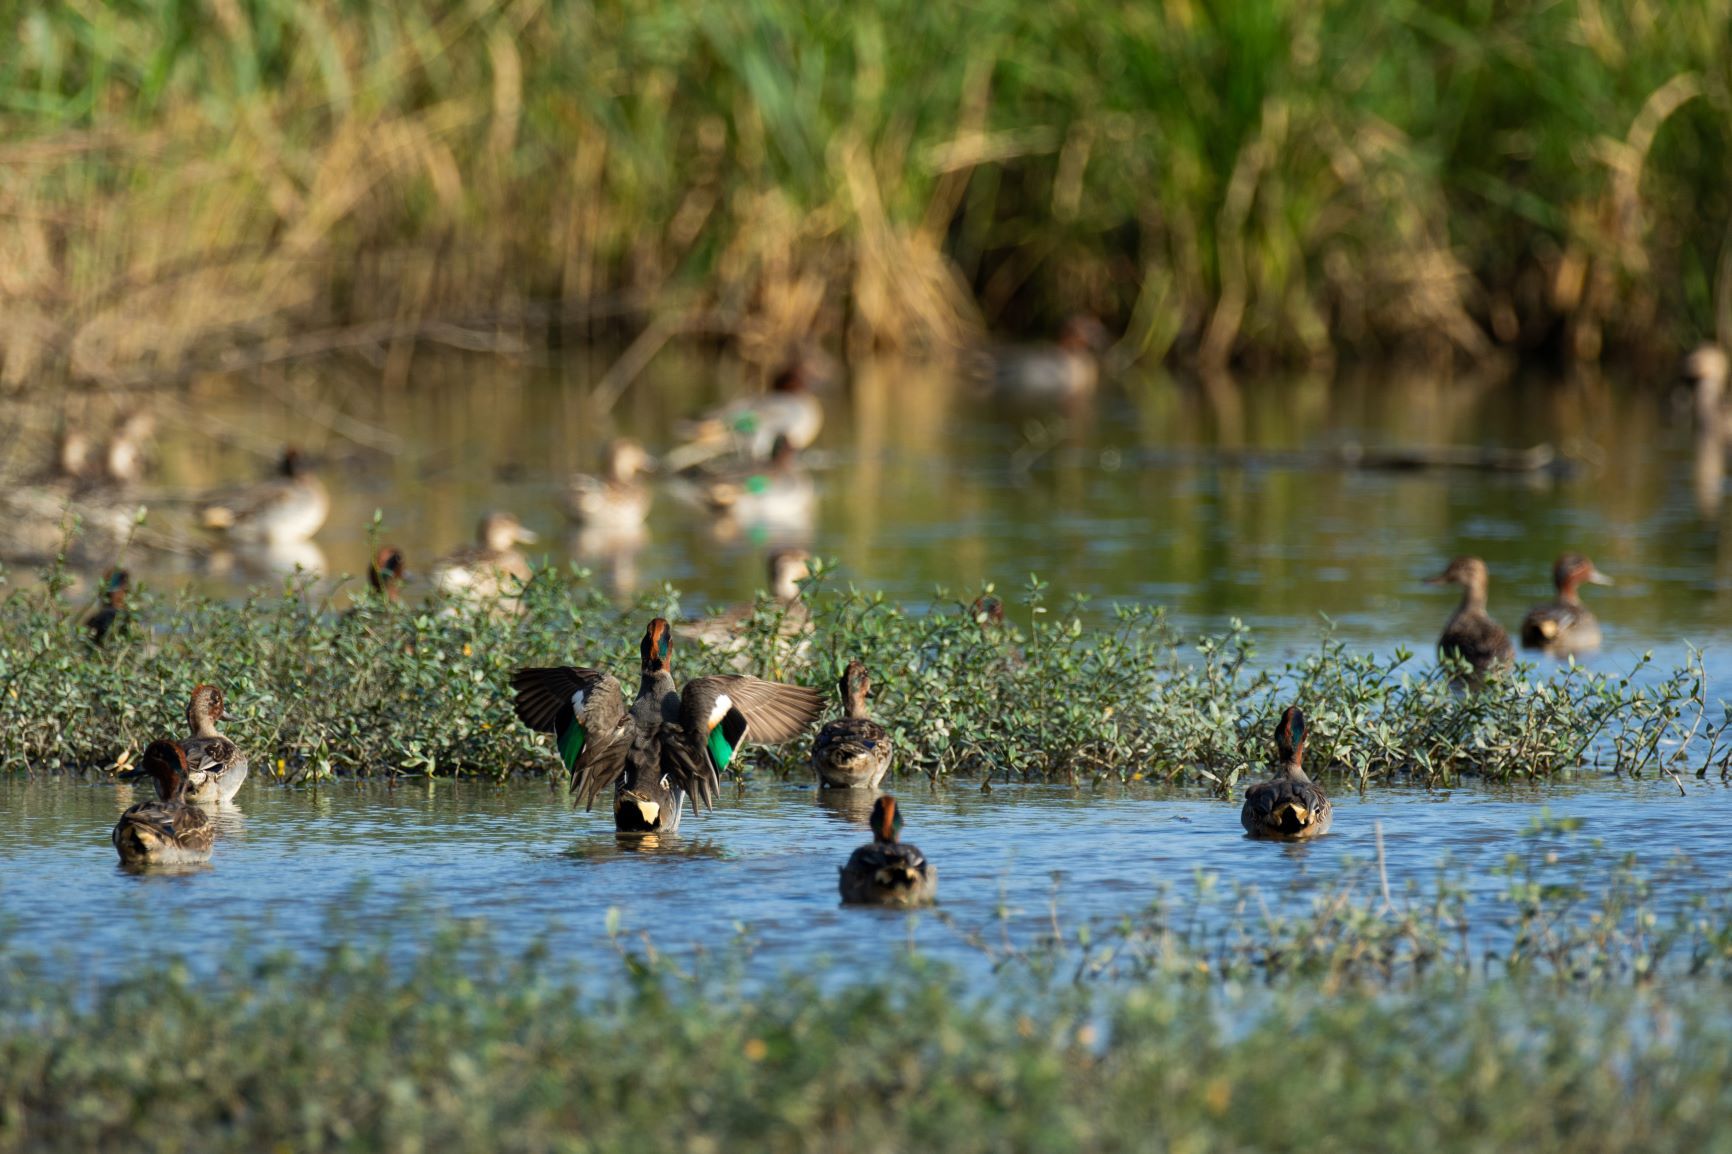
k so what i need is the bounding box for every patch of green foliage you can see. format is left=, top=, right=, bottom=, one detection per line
left=3, top=860, right=1732, bottom=1153
left=0, top=562, right=1715, bottom=787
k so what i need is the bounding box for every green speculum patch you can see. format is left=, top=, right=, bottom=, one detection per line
left=558, top=723, right=587, bottom=770
left=707, top=724, right=738, bottom=772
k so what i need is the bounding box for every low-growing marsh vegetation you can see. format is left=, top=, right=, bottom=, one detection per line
left=0, top=560, right=1718, bottom=787
left=3, top=846, right=1732, bottom=1153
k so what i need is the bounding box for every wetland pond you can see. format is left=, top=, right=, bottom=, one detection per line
left=4, top=353, right=1732, bottom=979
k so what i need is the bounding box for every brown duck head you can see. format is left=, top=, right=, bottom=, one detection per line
left=369, top=546, right=406, bottom=598
left=640, top=618, right=674, bottom=675
left=1552, top=553, right=1611, bottom=601
left=870, top=795, right=903, bottom=844
left=186, top=684, right=225, bottom=737
left=120, top=739, right=191, bottom=801
left=1274, top=706, right=1307, bottom=768
left=839, top=659, right=872, bottom=719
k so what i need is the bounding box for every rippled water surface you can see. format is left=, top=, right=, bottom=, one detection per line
left=6, top=354, right=1732, bottom=975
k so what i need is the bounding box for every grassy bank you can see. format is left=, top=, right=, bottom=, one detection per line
left=2, top=0, right=1730, bottom=387
left=1, top=912, right=1731, bottom=1152
left=0, top=562, right=1712, bottom=784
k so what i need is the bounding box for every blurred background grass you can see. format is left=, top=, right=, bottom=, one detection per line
left=2, top=0, right=1730, bottom=387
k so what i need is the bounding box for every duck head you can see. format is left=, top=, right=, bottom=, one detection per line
left=870, top=795, right=903, bottom=844
left=479, top=511, right=538, bottom=552
left=369, top=546, right=406, bottom=598
left=1058, top=314, right=1110, bottom=354
left=120, top=739, right=191, bottom=801
left=839, top=659, right=872, bottom=719
left=279, top=447, right=309, bottom=479
left=100, top=568, right=130, bottom=607
left=1553, top=553, right=1611, bottom=597
left=606, top=438, right=654, bottom=483
left=186, top=684, right=226, bottom=737
left=1426, top=556, right=1492, bottom=601
left=1685, top=344, right=1729, bottom=402
left=971, top=593, right=1006, bottom=629
left=640, top=617, right=674, bottom=675
left=767, top=549, right=812, bottom=602
left=1274, top=706, right=1307, bottom=768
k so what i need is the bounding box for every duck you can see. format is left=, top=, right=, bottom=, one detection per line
left=565, top=438, right=654, bottom=531
left=200, top=447, right=329, bottom=544
left=982, top=314, right=1111, bottom=406
left=177, top=684, right=249, bottom=805
left=671, top=360, right=825, bottom=466
left=684, top=436, right=816, bottom=542
left=102, top=410, right=155, bottom=486
left=1240, top=706, right=1332, bottom=841
left=86, top=568, right=130, bottom=647
left=1426, top=556, right=1514, bottom=683
left=812, top=660, right=893, bottom=790
left=1520, top=553, right=1612, bottom=654
left=431, top=512, right=538, bottom=610
left=838, top=795, right=937, bottom=906
left=512, top=617, right=823, bottom=834
left=113, top=740, right=216, bottom=866
left=969, top=592, right=1026, bottom=670
left=682, top=550, right=814, bottom=671
left=1684, top=343, right=1732, bottom=438
left=369, top=545, right=406, bottom=601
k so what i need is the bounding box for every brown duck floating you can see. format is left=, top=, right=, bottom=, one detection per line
left=1520, top=553, right=1612, bottom=655
left=811, top=659, right=893, bottom=790
left=1427, top=556, right=1514, bottom=684
left=113, top=741, right=216, bottom=866
left=1240, top=707, right=1332, bottom=841
left=839, top=795, right=937, bottom=906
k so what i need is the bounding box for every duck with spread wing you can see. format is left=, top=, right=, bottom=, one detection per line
left=512, top=618, right=823, bottom=833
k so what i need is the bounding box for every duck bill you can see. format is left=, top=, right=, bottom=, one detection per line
left=515, top=526, right=540, bottom=545
left=614, top=793, right=662, bottom=833
left=1584, top=567, right=1614, bottom=586
left=1423, top=573, right=1448, bottom=585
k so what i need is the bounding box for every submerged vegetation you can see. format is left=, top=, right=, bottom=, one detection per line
left=3, top=844, right=1732, bottom=1152
left=0, top=560, right=1716, bottom=786
left=2, top=0, right=1731, bottom=386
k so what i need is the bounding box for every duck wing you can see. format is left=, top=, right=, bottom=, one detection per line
left=512, top=667, right=632, bottom=808
left=683, top=674, right=821, bottom=742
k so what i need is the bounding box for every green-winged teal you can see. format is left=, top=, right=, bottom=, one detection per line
left=114, top=740, right=216, bottom=866
left=675, top=362, right=825, bottom=464
left=201, top=447, right=329, bottom=545
left=985, top=315, right=1110, bottom=405
left=565, top=439, right=654, bottom=530
left=1427, top=556, right=1514, bottom=682
left=1520, top=553, right=1611, bottom=654
left=812, top=659, right=893, bottom=790
left=839, top=795, right=937, bottom=906
left=1240, top=706, right=1332, bottom=840
left=432, top=512, right=538, bottom=610
left=173, top=684, right=249, bottom=805
left=513, top=617, right=823, bottom=833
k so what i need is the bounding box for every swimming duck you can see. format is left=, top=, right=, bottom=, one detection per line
left=812, top=660, right=893, bottom=790
left=682, top=550, right=815, bottom=672
left=369, top=546, right=406, bottom=601
left=86, top=568, right=130, bottom=647
left=176, top=684, right=249, bottom=805
left=1240, top=706, right=1332, bottom=841
left=839, top=795, right=937, bottom=906
left=431, top=512, right=538, bottom=610
left=512, top=617, right=823, bottom=834
left=673, top=361, right=825, bottom=465
left=113, top=740, right=216, bottom=866
left=685, top=436, right=816, bottom=542
left=1684, top=344, right=1732, bottom=438
left=1520, top=553, right=1612, bottom=654
left=102, top=410, right=155, bottom=486
left=565, top=439, right=654, bottom=530
left=983, top=314, right=1111, bottom=406
left=201, top=447, right=329, bottom=544
left=1427, top=556, right=1514, bottom=683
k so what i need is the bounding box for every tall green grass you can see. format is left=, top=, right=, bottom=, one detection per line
left=1, top=0, right=1729, bottom=386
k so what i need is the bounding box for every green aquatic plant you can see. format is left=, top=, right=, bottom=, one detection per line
left=0, top=561, right=1714, bottom=787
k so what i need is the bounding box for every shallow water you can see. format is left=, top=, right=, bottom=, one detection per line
left=7, top=354, right=1732, bottom=977
left=1, top=773, right=1724, bottom=979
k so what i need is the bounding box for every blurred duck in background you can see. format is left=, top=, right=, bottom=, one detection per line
left=86, top=568, right=130, bottom=647
left=200, top=447, right=328, bottom=545
left=680, top=435, right=816, bottom=545
left=683, top=549, right=814, bottom=669
left=1684, top=344, right=1729, bottom=516
left=432, top=511, right=538, bottom=613
left=1427, top=556, right=1514, bottom=685
left=1520, top=553, right=1612, bottom=655
left=665, top=357, right=825, bottom=472
left=564, top=438, right=654, bottom=532
left=980, top=314, right=1112, bottom=408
